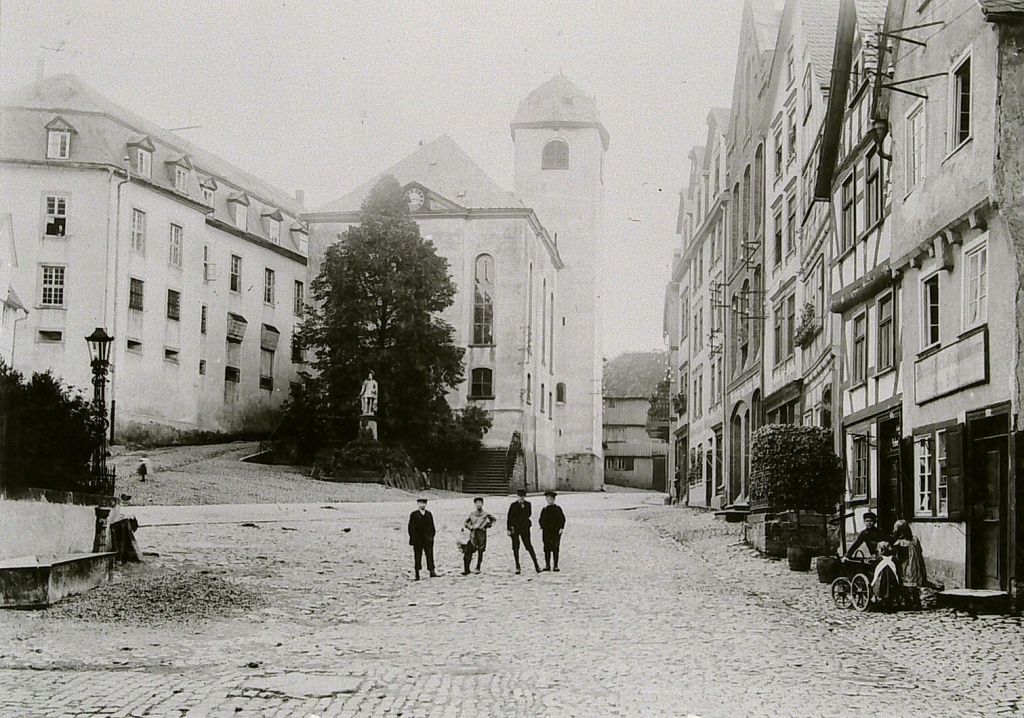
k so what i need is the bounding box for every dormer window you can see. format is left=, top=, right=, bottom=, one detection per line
left=261, top=208, right=283, bottom=245
left=128, top=136, right=155, bottom=179
left=199, top=176, right=218, bottom=211
left=44, top=116, right=76, bottom=159
left=136, top=148, right=152, bottom=178
left=47, top=131, right=71, bottom=159
left=227, top=192, right=250, bottom=232
left=290, top=223, right=309, bottom=256
left=165, top=155, right=192, bottom=195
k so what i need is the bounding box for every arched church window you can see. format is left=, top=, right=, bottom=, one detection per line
left=470, top=368, right=494, bottom=399
left=473, top=254, right=494, bottom=345
left=542, top=139, right=569, bottom=170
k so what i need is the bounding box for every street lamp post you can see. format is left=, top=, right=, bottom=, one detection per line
left=85, top=327, right=114, bottom=478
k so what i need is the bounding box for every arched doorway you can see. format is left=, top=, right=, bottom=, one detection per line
left=730, top=402, right=745, bottom=504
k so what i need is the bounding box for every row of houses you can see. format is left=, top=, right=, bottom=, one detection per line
left=663, top=0, right=1023, bottom=601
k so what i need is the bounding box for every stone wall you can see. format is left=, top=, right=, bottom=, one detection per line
left=744, top=511, right=840, bottom=558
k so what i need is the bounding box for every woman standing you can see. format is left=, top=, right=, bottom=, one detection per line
left=462, top=497, right=496, bottom=575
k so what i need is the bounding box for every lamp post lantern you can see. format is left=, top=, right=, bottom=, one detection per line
left=85, top=327, right=114, bottom=477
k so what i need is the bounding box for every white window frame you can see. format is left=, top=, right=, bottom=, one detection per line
left=174, top=167, right=188, bottom=193
left=234, top=203, right=247, bottom=232
left=39, top=264, right=66, bottom=307
left=136, top=148, right=152, bottom=179
left=131, top=208, right=146, bottom=253
left=852, top=311, right=868, bottom=384
left=915, top=435, right=934, bottom=515
left=44, top=194, right=68, bottom=238
left=229, top=255, right=241, bottom=293
left=905, top=100, right=926, bottom=194
left=267, top=219, right=280, bottom=245
left=962, top=234, right=988, bottom=330
left=293, top=280, right=304, bottom=316
left=202, top=187, right=214, bottom=206
left=921, top=271, right=941, bottom=350
left=168, top=223, right=183, bottom=268
left=264, top=267, right=276, bottom=306
left=935, top=429, right=948, bottom=517
left=46, top=130, right=70, bottom=159
left=948, top=48, right=973, bottom=155
left=876, top=291, right=894, bottom=371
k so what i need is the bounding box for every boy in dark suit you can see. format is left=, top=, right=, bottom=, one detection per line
left=507, top=489, right=542, bottom=574
left=408, top=498, right=437, bottom=580
left=539, top=491, right=566, bottom=572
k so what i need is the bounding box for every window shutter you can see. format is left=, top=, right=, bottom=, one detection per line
left=945, top=424, right=964, bottom=521
left=899, top=436, right=915, bottom=521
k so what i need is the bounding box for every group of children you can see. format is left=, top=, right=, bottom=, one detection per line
left=406, top=490, right=567, bottom=580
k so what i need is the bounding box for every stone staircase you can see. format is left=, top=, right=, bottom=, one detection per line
left=463, top=447, right=510, bottom=495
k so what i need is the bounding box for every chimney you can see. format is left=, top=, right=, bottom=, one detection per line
left=294, top=189, right=305, bottom=206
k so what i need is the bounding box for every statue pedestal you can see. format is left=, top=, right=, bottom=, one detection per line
left=360, top=414, right=378, bottom=441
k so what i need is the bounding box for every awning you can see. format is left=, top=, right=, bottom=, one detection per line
left=227, top=313, right=248, bottom=343
left=261, top=323, right=280, bottom=351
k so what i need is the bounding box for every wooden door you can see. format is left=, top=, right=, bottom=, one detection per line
left=969, top=437, right=1007, bottom=590
left=652, top=456, right=666, bottom=492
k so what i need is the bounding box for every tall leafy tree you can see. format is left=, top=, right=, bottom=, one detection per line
left=296, top=175, right=465, bottom=459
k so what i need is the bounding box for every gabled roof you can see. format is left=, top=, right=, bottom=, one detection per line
left=603, top=352, right=669, bottom=398
left=318, top=134, right=521, bottom=213
left=164, top=153, right=193, bottom=169
left=708, top=107, right=732, bottom=136
left=261, top=207, right=283, bottom=221
left=43, top=115, right=76, bottom=133
left=750, top=0, right=787, bottom=53
left=2, top=74, right=304, bottom=215
left=798, top=0, right=842, bottom=87
left=227, top=191, right=250, bottom=205
left=127, top=135, right=156, bottom=151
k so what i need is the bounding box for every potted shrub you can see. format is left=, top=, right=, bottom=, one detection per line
left=749, top=424, right=844, bottom=571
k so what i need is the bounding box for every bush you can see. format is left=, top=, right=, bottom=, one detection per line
left=415, top=405, right=492, bottom=473
left=749, top=424, right=844, bottom=530
left=316, top=438, right=414, bottom=476
left=0, top=361, right=104, bottom=492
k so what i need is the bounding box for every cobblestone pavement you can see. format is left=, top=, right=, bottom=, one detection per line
left=1, top=494, right=1021, bottom=717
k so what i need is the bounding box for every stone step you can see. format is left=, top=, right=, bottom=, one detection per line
left=0, top=552, right=115, bottom=608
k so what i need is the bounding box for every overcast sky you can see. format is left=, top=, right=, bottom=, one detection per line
left=0, top=0, right=743, bottom=359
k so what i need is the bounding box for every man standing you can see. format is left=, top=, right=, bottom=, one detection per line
left=507, top=489, right=542, bottom=575
left=538, top=491, right=566, bottom=572
left=408, top=498, right=437, bottom=580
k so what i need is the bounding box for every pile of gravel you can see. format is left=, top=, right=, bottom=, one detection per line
left=46, top=570, right=265, bottom=624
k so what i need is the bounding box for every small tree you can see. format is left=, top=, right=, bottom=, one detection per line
left=749, top=424, right=844, bottom=541
left=294, top=175, right=465, bottom=464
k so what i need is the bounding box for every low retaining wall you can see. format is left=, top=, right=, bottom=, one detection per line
left=0, top=487, right=116, bottom=561
left=0, top=552, right=115, bottom=608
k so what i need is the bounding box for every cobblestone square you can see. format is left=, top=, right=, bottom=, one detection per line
left=0, top=493, right=1021, bottom=717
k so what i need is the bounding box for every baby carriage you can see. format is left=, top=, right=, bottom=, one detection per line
left=829, top=552, right=904, bottom=612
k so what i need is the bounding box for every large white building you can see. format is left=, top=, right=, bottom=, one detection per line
left=307, top=76, right=606, bottom=491
left=0, top=75, right=308, bottom=437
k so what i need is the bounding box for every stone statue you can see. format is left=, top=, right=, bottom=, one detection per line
left=360, top=371, right=378, bottom=416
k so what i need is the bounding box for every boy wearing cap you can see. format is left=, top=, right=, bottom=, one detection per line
left=408, top=498, right=437, bottom=580
left=538, top=491, right=566, bottom=571
left=462, top=497, right=497, bottom=575
left=507, top=489, right=542, bottom=574
left=844, top=511, right=883, bottom=560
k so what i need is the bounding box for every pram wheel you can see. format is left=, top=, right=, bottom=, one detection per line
left=851, top=573, right=871, bottom=612
left=830, top=577, right=853, bottom=609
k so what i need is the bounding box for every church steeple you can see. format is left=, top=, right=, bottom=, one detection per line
left=510, top=75, right=609, bottom=150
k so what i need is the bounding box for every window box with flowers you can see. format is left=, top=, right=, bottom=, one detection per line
left=793, top=302, right=820, bottom=350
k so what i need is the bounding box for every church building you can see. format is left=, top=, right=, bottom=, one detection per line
left=306, top=76, right=606, bottom=492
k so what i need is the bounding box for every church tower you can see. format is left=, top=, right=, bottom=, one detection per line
left=511, top=75, right=608, bottom=490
